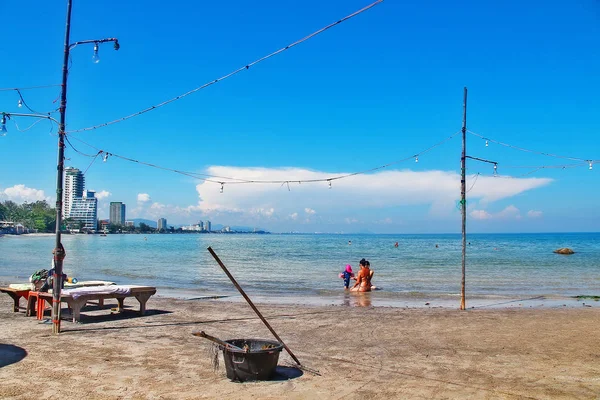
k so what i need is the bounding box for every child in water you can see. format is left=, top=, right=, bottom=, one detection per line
left=340, top=264, right=355, bottom=289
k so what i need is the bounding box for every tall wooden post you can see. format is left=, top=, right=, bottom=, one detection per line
left=52, top=0, right=73, bottom=334
left=460, top=87, right=468, bottom=310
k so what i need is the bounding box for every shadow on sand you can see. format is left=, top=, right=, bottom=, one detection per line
left=0, top=344, right=27, bottom=368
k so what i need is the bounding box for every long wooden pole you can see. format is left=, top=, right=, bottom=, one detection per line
left=52, top=0, right=73, bottom=334
left=207, top=246, right=302, bottom=366
left=460, top=87, right=468, bottom=310
left=192, top=331, right=244, bottom=351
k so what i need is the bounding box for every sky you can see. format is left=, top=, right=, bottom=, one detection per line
left=1, top=0, right=599, bottom=233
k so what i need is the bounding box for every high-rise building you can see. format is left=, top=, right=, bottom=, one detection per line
left=205, top=220, right=211, bottom=232
left=157, top=218, right=167, bottom=231
left=63, top=167, right=85, bottom=218
left=198, top=221, right=204, bottom=231
left=109, top=202, right=126, bottom=225
left=70, top=190, right=98, bottom=231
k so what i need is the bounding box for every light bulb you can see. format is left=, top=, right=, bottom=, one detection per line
left=493, top=164, right=498, bottom=175
left=0, top=116, right=7, bottom=136
left=103, top=153, right=109, bottom=162
left=485, top=140, right=488, bottom=147
left=92, top=44, right=100, bottom=63
left=17, top=99, right=23, bottom=108
left=328, top=181, right=332, bottom=189
left=220, top=183, right=224, bottom=193
left=589, top=161, right=593, bottom=170
left=415, top=156, right=419, bottom=163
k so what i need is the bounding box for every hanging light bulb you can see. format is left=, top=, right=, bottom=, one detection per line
left=415, top=156, right=419, bottom=163
left=589, top=161, right=593, bottom=170
left=17, top=99, right=23, bottom=108
left=92, top=43, right=100, bottom=63
left=0, top=115, right=7, bottom=136
left=485, top=140, right=489, bottom=147
left=328, top=180, right=332, bottom=189
left=220, top=183, right=224, bottom=193
left=103, top=152, right=109, bottom=162
left=493, top=164, right=498, bottom=175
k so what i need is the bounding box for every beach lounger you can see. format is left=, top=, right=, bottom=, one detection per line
left=1, top=281, right=115, bottom=312
left=32, top=285, right=156, bottom=323
left=0, top=287, right=33, bottom=312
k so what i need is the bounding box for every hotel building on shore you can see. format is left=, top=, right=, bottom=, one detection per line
left=63, top=167, right=98, bottom=231
left=69, top=190, right=98, bottom=231
left=63, top=167, right=85, bottom=218
left=157, top=218, right=168, bottom=231
left=109, top=202, right=126, bottom=225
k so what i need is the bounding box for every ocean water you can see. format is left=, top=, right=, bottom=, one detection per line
left=1, top=233, right=599, bottom=307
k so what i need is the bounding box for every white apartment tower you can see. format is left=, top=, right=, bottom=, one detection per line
left=63, top=167, right=85, bottom=218
left=157, top=218, right=167, bottom=231
left=70, top=190, right=98, bottom=231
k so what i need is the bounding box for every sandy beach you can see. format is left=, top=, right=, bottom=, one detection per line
left=1, top=292, right=600, bottom=400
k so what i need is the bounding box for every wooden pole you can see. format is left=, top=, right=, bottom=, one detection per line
left=52, top=0, right=73, bottom=334
left=460, top=87, right=468, bottom=310
left=207, top=246, right=302, bottom=366
left=192, top=331, right=244, bottom=351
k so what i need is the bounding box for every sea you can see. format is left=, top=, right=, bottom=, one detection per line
left=1, top=233, right=599, bottom=308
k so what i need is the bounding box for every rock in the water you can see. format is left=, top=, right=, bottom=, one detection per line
left=553, top=248, right=575, bottom=255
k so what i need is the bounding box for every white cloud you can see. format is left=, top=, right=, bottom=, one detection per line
left=191, top=167, right=550, bottom=220
left=130, top=166, right=550, bottom=227
left=470, top=205, right=522, bottom=221
left=470, top=210, right=492, bottom=220
left=1, top=185, right=49, bottom=203
left=497, top=205, right=521, bottom=219
left=527, top=210, right=543, bottom=218
left=95, top=190, right=111, bottom=200
left=137, top=193, right=151, bottom=203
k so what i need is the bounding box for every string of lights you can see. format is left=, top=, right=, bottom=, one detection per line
left=66, top=0, right=383, bottom=134
left=65, top=135, right=248, bottom=183
left=0, top=84, right=62, bottom=92
left=467, top=130, right=593, bottom=163
left=13, top=89, right=60, bottom=115
left=64, top=129, right=461, bottom=190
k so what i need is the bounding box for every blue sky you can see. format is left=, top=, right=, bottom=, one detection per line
left=1, top=0, right=599, bottom=233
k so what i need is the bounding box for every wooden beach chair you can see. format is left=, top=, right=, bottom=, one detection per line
left=34, top=285, right=156, bottom=323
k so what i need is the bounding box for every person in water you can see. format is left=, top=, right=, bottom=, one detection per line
left=350, top=259, right=373, bottom=292
left=340, top=264, right=355, bottom=289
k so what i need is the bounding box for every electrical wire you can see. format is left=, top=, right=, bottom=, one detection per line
left=468, top=130, right=591, bottom=162
left=64, top=130, right=460, bottom=188
left=82, top=152, right=102, bottom=175
left=0, top=84, right=61, bottom=91
left=12, top=118, right=46, bottom=132
left=14, top=89, right=59, bottom=115
left=465, top=173, right=479, bottom=193
left=66, top=0, right=384, bottom=134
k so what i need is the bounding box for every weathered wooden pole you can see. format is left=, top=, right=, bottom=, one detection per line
left=460, top=87, right=468, bottom=310
left=207, top=246, right=302, bottom=366
left=52, top=0, right=74, bottom=334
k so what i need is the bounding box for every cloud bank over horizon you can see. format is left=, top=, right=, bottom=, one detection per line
left=2, top=167, right=552, bottom=231
left=129, top=166, right=552, bottom=230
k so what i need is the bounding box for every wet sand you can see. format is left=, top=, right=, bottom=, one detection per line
left=1, top=293, right=599, bottom=399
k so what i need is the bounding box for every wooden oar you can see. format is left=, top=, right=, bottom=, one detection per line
left=192, top=330, right=245, bottom=351
left=207, top=246, right=302, bottom=366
